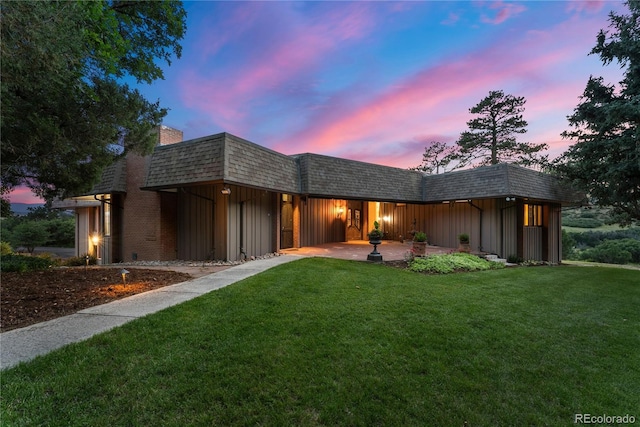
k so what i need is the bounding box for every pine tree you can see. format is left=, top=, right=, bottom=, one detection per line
left=455, top=90, right=548, bottom=168
left=555, top=1, right=640, bottom=224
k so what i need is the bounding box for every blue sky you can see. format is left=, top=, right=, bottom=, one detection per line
left=10, top=1, right=627, bottom=203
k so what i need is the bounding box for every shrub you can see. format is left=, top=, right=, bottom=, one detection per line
left=11, top=221, right=50, bottom=254
left=413, top=232, right=427, bottom=242
left=570, top=228, right=640, bottom=249
left=409, top=253, right=504, bottom=274
left=562, top=229, right=576, bottom=260
left=45, top=217, right=75, bottom=247
left=63, top=254, right=98, bottom=267
left=0, top=254, right=55, bottom=273
left=579, top=239, right=640, bottom=265
left=1, top=241, right=12, bottom=256
left=507, top=254, right=524, bottom=264
left=563, top=218, right=603, bottom=228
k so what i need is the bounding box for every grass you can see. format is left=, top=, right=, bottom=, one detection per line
left=562, top=223, right=626, bottom=233
left=2, top=258, right=639, bottom=426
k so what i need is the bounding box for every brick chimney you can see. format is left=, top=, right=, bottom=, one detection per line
left=156, top=125, right=183, bottom=146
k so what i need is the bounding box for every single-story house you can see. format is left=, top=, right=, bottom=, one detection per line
left=54, top=127, right=582, bottom=264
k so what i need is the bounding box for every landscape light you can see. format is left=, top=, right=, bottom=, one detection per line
left=121, top=269, right=129, bottom=286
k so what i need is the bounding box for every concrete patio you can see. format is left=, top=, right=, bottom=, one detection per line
left=280, top=240, right=454, bottom=261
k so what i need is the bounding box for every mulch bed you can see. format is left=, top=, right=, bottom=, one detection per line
left=1, top=267, right=192, bottom=332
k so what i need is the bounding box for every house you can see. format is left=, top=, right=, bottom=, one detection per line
left=54, top=127, right=582, bottom=264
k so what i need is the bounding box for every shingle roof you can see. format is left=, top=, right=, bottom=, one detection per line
left=295, top=153, right=424, bottom=202
left=143, top=133, right=299, bottom=193
left=422, top=163, right=583, bottom=204
left=224, top=134, right=299, bottom=193
left=144, top=134, right=225, bottom=189
left=86, top=159, right=127, bottom=195
left=86, top=132, right=582, bottom=205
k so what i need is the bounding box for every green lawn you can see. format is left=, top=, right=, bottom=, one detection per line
left=2, top=258, right=639, bottom=426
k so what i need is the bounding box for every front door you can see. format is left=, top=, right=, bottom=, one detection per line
left=346, top=201, right=363, bottom=241
left=281, top=194, right=293, bottom=249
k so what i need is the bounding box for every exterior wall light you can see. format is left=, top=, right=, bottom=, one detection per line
left=91, top=233, right=101, bottom=261
left=336, top=207, right=344, bottom=217
left=221, top=186, right=231, bottom=195
left=506, top=197, right=516, bottom=201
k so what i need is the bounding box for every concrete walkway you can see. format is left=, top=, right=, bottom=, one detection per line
left=0, top=254, right=301, bottom=370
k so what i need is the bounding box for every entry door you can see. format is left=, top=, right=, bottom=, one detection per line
left=281, top=194, right=293, bottom=249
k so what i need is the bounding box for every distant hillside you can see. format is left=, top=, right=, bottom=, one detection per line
left=10, top=203, right=45, bottom=216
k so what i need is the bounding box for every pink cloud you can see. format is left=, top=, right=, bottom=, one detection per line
left=270, top=12, right=617, bottom=168
left=480, top=1, right=527, bottom=25
left=566, top=1, right=605, bottom=14
left=179, top=3, right=380, bottom=134
left=442, top=12, right=460, bottom=26
left=7, top=187, right=44, bottom=205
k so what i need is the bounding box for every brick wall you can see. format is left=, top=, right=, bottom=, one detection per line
left=121, top=154, right=177, bottom=261
left=157, top=125, right=183, bottom=146
left=117, top=126, right=181, bottom=260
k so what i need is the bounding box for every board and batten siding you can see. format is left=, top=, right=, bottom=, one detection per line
left=176, top=186, right=215, bottom=260
left=501, top=204, right=518, bottom=260
left=300, top=198, right=346, bottom=247
left=176, top=184, right=277, bottom=261
left=226, top=187, right=277, bottom=262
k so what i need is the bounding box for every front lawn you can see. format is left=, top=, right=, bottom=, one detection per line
left=2, top=258, right=639, bottom=426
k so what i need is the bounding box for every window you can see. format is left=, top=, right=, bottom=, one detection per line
left=524, top=204, right=542, bottom=227
left=103, top=196, right=111, bottom=236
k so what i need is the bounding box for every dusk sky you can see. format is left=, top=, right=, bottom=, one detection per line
left=10, top=1, right=627, bottom=204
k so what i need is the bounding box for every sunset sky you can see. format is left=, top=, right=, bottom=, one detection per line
left=10, top=1, right=627, bottom=204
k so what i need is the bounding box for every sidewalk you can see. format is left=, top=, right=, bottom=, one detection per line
left=0, top=255, right=301, bottom=370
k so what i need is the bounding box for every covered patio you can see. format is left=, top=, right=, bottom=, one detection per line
left=280, top=240, right=455, bottom=261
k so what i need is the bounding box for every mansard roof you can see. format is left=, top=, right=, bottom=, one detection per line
left=422, top=163, right=583, bottom=203
left=143, top=133, right=299, bottom=193
left=87, top=158, right=127, bottom=195
left=294, top=153, right=424, bottom=202
left=86, top=131, right=581, bottom=205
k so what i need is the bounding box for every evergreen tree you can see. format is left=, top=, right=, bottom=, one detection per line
left=455, top=90, right=548, bottom=168
left=411, top=141, right=462, bottom=174
left=1, top=1, right=187, bottom=201
left=555, top=1, right=639, bottom=225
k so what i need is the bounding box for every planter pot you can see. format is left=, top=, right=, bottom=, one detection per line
left=412, top=241, right=427, bottom=256
left=367, top=239, right=383, bottom=262
left=458, top=243, right=471, bottom=253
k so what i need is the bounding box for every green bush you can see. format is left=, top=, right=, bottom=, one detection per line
left=0, top=241, right=12, bottom=256
left=563, top=218, right=603, bottom=228
left=45, top=217, right=75, bottom=247
left=579, top=239, right=640, bottom=265
left=562, top=229, right=576, bottom=260
left=409, top=253, right=504, bottom=274
left=507, top=254, right=524, bottom=264
left=63, top=254, right=98, bottom=267
left=11, top=221, right=50, bottom=253
left=569, top=228, right=640, bottom=249
left=0, top=254, right=55, bottom=272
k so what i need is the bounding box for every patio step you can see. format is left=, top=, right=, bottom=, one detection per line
left=484, top=254, right=507, bottom=264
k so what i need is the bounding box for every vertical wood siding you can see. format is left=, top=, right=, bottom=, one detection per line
left=523, top=227, right=543, bottom=260
left=300, top=198, right=346, bottom=246
left=501, top=204, right=518, bottom=259
left=177, top=186, right=214, bottom=260
left=547, top=204, right=562, bottom=264
left=226, top=187, right=276, bottom=261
